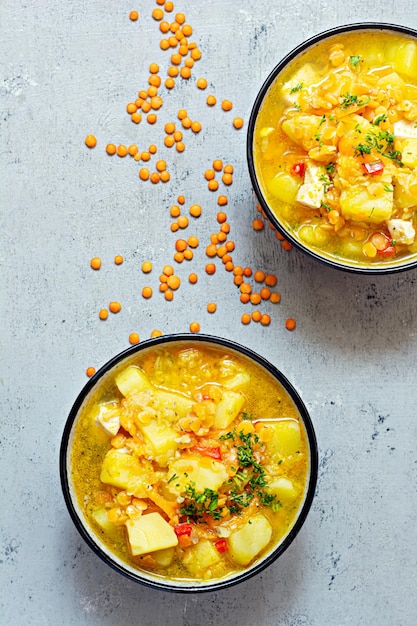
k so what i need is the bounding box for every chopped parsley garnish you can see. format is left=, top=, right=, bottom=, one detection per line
left=319, top=173, right=332, bottom=193
left=373, top=114, right=388, bottom=126
left=325, top=162, right=336, bottom=175
left=340, top=93, right=369, bottom=109
left=349, top=55, right=362, bottom=69
left=167, top=473, right=178, bottom=484
left=321, top=202, right=332, bottom=212
left=290, top=82, right=303, bottom=94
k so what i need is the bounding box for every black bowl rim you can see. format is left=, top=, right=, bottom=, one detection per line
left=247, top=22, right=417, bottom=275
left=60, top=333, right=318, bottom=593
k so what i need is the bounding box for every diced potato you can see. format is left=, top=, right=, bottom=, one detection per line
left=393, top=171, right=417, bottom=209
left=115, top=366, right=151, bottom=397
left=395, top=137, right=417, bottom=168
left=386, top=39, right=417, bottom=80
left=182, top=540, right=221, bottom=576
left=281, top=114, right=324, bottom=149
left=168, top=456, right=229, bottom=493
left=91, top=508, right=119, bottom=537
left=280, top=64, right=317, bottom=105
left=266, top=171, right=299, bottom=204
left=377, top=71, right=405, bottom=90
left=263, top=419, right=302, bottom=458
left=139, top=419, right=178, bottom=466
left=339, top=184, right=393, bottom=223
left=267, top=477, right=299, bottom=503
left=150, top=390, right=194, bottom=419
left=223, top=371, right=251, bottom=390
left=100, top=449, right=153, bottom=496
left=298, top=224, right=330, bottom=247
left=228, top=514, right=272, bottom=566
left=125, top=512, right=178, bottom=556
left=213, top=390, right=245, bottom=429
left=152, top=546, right=176, bottom=567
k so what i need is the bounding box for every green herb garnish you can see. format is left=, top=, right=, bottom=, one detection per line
left=290, top=82, right=303, bottom=94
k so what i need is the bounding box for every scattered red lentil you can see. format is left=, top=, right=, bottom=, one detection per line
left=150, top=329, right=163, bottom=338
left=114, top=255, right=124, bottom=265
left=85, top=134, right=97, bottom=148
left=109, top=301, right=122, bottom=313
left=190, top=321, right=200, bottom=333
left=207, top=302, right=217, bottom=314
left=286, top=318, right=296, bottom=331
left=241, top=313, right=251, bottom=325
left=233, top=117, right=244, bottom=129
left=129, top=332, right=140, bottom=345
left=99, top=309, right=108, bottom=320
left=129, top=10, right=139, bottom=21
left=205, top=263, right=216, bottom=275
left=141, top=261, right=153, bottom=273
left=189, top=273, right=198, bottom=284
left=142, top=286, right=153, bottom=299
left=221, top=99, right=233, bottom=111
left=86, top=366, right=96, bottom=377
left=90, top=257, right=101, bottom=270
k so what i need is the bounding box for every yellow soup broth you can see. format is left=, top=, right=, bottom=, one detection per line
left=70, top=343, right=310, bottom=583
left=254, top=30, right=417, bottom=267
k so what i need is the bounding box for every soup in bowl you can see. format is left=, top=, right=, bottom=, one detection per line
left=248, top=23, right=417, bottom=273
left=60, top=334, right=318, bottom=592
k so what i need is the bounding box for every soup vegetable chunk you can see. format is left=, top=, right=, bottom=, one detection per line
left=71, top=343, right=309, bottom=582
left=254, top=30, right=417, bottom=266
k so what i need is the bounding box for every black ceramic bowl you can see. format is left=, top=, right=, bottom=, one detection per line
left=247, top=23, right=417, bottom=274
left=60, top=334, right=318, bottom=592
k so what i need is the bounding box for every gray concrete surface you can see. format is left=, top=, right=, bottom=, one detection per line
left=1, top=1, right=417, bottom=624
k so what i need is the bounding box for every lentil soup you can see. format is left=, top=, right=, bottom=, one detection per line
left=67, top=338, right=314, bottom=586
left=252, top=27, right=417, bottom=269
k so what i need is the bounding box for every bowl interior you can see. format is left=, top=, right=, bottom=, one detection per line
left=247, top=23, right=417, bottom=274
left=60, top=334, right=318, bottom=592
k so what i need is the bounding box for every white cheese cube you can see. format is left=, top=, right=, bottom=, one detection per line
left=296, top=163, right=326, bottom=209
left=394, top=119, right=417, bottom=139
left=94, top=404, right=120, bottom=437
left=387, top=219, right=416, bottom=245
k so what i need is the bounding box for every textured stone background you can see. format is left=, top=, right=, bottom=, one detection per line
left=1, top=1, right=417, bottom=624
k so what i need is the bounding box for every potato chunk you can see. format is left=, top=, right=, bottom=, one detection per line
left=100, top=449, right=155, bottom=496
left=139, top=419, right=178, bottom=466
left=213, top=390, right=245, bottom=429
left=125, top=512, right=178, bottom=556
left=267, top=477, right=299, bottom=503
left=263, top=419, right=302, bottom=458
left=182, top=540, right=221, bottom=576
left=228, top=514, right=272, bottom=566
left=168, top=455, right=228, bottom=493
left=115, top=366, right=151, bottom=397
left=339, top=183, right=393, bottom=223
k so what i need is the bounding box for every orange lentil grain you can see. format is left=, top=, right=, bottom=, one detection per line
left=164, top=289, right=174, bottom=301
left=149, top=144, right=157, bottom=154
left=171, top=53, right=182, bottom=65
left=177, top=195, right=185, bottom=205
left=156, top=159, right=167, bottom=172
left=216, top=231, right=227, bottom=243
left=175, top=239, right=187, bottom=252
left=90, top=257, right=101, bottom=270
left=189, top=272, right=198, bottom=284
left=243, top=267, right=253, bottom=277
left=181, top=116, right=192, bottom=128
left=241, top=313, right=251, bottom=325
left=190, top=322, right=200, bottom=333
left=163, top=264, right=174, bottom=276
left=152, top=8, right=164, bottom=20
left=168, top=65, right=179, bottom=77
left=216, top=212, right=227, bottom=223
left=170, top=205, right=181, bottom=218
left=129, top=10, right=139, bottom=21
left=141, top=261, right=153, bottom=273
left=253, top=219, right=265, bottom=231
left=175, top=12, right=186, bottom=24
left=225, top=260, right=234, bottom=272
left=180, top=66, right=191, bottom=79
left=142, top=286, right=153, bottom=299
left=86, top=366, right=96, bottom=377
left=233, top=266, right=243, bottom=276
left=164, top=122, right=175, bottom=135
left=139, top=167, right=150, bottom=181
left=240, top=283, right=252, bottom=295
left=281, top=240, right=293, bottom=251
left=160, top=170, right=170, bottom=183
left=165, top=77, right=175, bottom=89
left=151, top=95, right=163, bottom=109
left=233, top=117, right=244, bottom=129
left=117, top=145, right=128, bottom=157
left=149, top=62, right=159, bottom=74
left=170, top=222, right=179, bottom=232
left=216, top=245, right=227, bottom=258
left=265, top=274, right=278, bottom=287
left=159, top=20, right=170, bottom=33
left=188, top=236, right=199, bottom=248
left=225, top=240, right=235, bottom=252
left=207, top=302, right=217, bottom=313
left=205, top=263, right=216, bottom=275
left=173, top=251, right=184, bottom=262
left=141, top=100, right=151, bottom=113
left=141, top=151, right=151, bottom=161
left=131, top=112, right=142, bottom=124
left=151, top=329, right=163, bottom=338
left=160, top=39, right=170, bottom=50
left=250, top=293, right=261, bottom=305
left=204, top=169, right=215, bottom=181
left=147, top=113, right=158, bottom=124
left=221, top=99, right=233, bottom=111
left=190, top=47, right=201, bottom=60
left=167, top=275, right=181, bottom=290
left=196, top=77, right=208, bottom=89
left=182, top=24, right=193, bottom=37
left=252, top=310, right=262, bottom=322
left=149, top=75, right=161, bottom=87
left=260, top=314, right=271, bottom=326
left=286, top=318, right=296, bottom=331
left=254, top=270, right=265, bottom=283
left=189, top=204, right=202, bottom=218
left=224, top=164, right=234, bottom=174
left=221, top=223, right=230, bottom=234
left=99, top=308, right=108, bottom=320
left=129, top=332, right=140, bottom=345
left=114, top=255, right=124, bottom=265
left=191, top=121, right=202, bottom=133
left=178, top=215, right=189, bottom=228
left=217, top=195, right=228, bottom=207
left=109, top=301, right=122, bottom=313
left=240, top=293, right=250, bottom=304
left=106, top=143, right=117, bottom=155
left=208, top=179, right=219, bottom=191
left=206, top=94, right=216, bottom=106
left=270, top=292, right=281, bottom=303
left=128, top=144, right=139, bottom=156
left=126, top=102, right=137, bottom=114
left=85, top=134, right=97, bottom=148
left=222, top=173, right=233, bottom=186
left=185, top=57, right=194, bottom=68
left=150, top=172, right=160, bottom=184
left=205, top=243, right=217, bottom=257
left=164, top=135, right=175, bottom=148
left=210, top=233, right=219, bottom=245
left=260, top=287, right=271, bottom=300
left=176, top=141, right=186, bottom=152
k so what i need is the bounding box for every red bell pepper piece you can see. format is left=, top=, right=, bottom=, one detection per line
left=191, top=446, right=222, bottom=460
left=174, top=523, right=192, bottom=537
left=363, top=160, right=384, bottom=175
left=214, top=538, right=228, bottom=553
left=290, top=162, right=306, bottom=177
left=377, top=245, right=396, bottom=257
